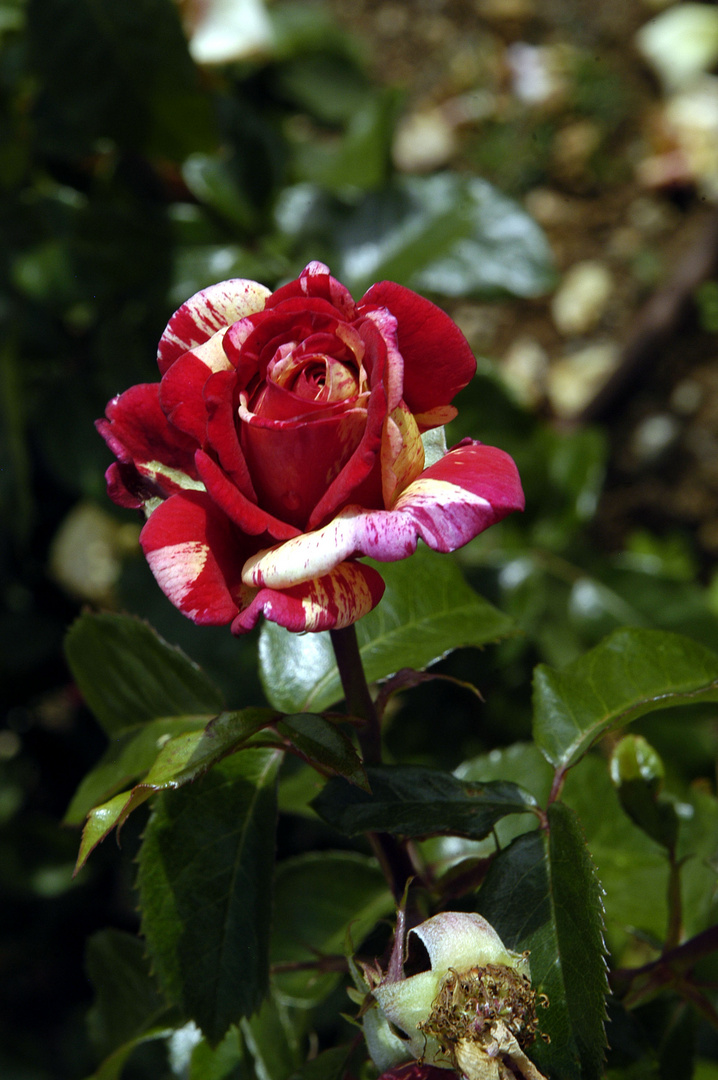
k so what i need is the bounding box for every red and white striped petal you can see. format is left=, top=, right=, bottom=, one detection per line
left=157, top=279, right=271, bottom=375
left=231, top=560, right=385, bottom=634
left=242, top=441, right=523, bottom=589
left=140, top=491, right=254, bottom=625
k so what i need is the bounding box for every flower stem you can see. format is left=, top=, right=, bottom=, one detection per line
left=330, top=625, right=382, bottom=765
left=330, top=624, right=416, bottom=900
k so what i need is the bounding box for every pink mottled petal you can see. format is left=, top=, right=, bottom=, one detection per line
left=97, top=384, right=202, bottom=501
left=195, top=450, right=301, bottom=541
left=389, top=440, right=524, bottom=552
left=231, top=561, right=385, bottom=634
left=359, top=281, right=476, bottom=416
left=243, top=440, right=523, bottom=589
left=140, top=492, right=253, bottom=625
left=381, top=402, right=425, bottom=508
left=157, top=279, right=271, bottom=375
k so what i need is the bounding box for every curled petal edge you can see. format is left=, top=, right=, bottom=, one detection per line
left=243, top=442, right=524, bottom=590
left=231, top=561, right=386, bottom=634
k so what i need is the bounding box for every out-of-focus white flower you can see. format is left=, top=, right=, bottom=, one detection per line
left=637, top=3, right=718, bottom=92
left=177, top=0, right=275, bottom=65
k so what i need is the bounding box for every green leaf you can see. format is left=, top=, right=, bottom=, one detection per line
left=533, top=628, right=718, bottom=771
left=288, top=1045, right=356, bottom=1080
left=271, top=851, right=393, bottom=1005
left=562, top=755, right=669, bottom=956
left=27, top=0, right=217, bottom=161
left=85, top=929, right=177, bottom=1058
left=83, top=1029, right=176, bottom=1080
left=65, top=715, right=208, bottom=825
left=476, top=803, right=608, bottom=1080
left=336, top=173, right=555, bottom=298
left=275, top=713, right=368, bottom=790
left=137, top=749, right=281, bottom=1045
left=74, top=709, right=278, bottom=870
left=260, top=547, right=515, bottom=712
left=187, top=1026, right=250, bottom=1080
left=65, top=612, right=224, bottom=737
left=241, top=992, right=303, bottom=1080
left=609, top=735, right=679, bottom=851
left=313, top=765, right=538, bottom=839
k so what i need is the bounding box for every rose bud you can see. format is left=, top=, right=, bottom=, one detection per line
left=98, top=263, right=524, bottom=635
left=361, top=912, right=547, bottom=1080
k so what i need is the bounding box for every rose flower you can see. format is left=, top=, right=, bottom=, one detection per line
left=97, top=262, right=524, bottom=634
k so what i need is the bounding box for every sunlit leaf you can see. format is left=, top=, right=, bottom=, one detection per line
left=74, top=709, right=277, bottom=870
left=533, top=629, right=718, bottom=771
left=260, top=547, right=515, bottom=713
left=336, top=173, right=555, bottom=298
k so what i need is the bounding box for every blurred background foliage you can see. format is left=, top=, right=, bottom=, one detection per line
left=1, top=0, right=718, bottom=1077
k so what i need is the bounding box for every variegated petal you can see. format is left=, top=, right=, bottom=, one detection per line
left=242, top=441, right=524, bottom=589
left=157, top=279, right=271, bottom=374
left=231, top=560, right=385, bottom=634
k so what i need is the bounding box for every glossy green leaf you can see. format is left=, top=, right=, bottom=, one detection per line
left=260, top=547, right=515, bottom=712
left=609, top=735, right=679, bottom=851
left=476, top=803, right=608, bottom=1080
left=27, top=0, right=217, bottom=161
left=74, top=709, right=278, bottom=871
left=65, top=612, right=224, bottom=737
left=533, top=629, right=718, bottom=771
left=65, top=715, right=207, bottom=826
left=336, top=173, right=555, bottom=298
left=313, top=764, right=538, bottom=839
left=137, top=749, right=281, bottom=1044
left=275, top=713, right=368, bottom=790
left=270, top=851, right=393, bottom=1005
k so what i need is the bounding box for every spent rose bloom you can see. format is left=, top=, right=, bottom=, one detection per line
left=361, top=912, right=546, bottom=1080
left=97, top=261, right=524, bottom=634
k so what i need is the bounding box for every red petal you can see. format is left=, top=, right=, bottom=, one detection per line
left=203, top=368, right=256, bottom=501
left=265, top=261, right=357, bottom=319
left=97, top=384, right=200, bottom=501
left=359, top=281, right=476, bottom=417
left=195, top=450, right=301, bottom=541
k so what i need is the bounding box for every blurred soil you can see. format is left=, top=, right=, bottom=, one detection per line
left=328, top=0, right=718, bottom=565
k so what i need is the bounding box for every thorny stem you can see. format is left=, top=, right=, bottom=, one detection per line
left=329, top=624, right=416, bottom=901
